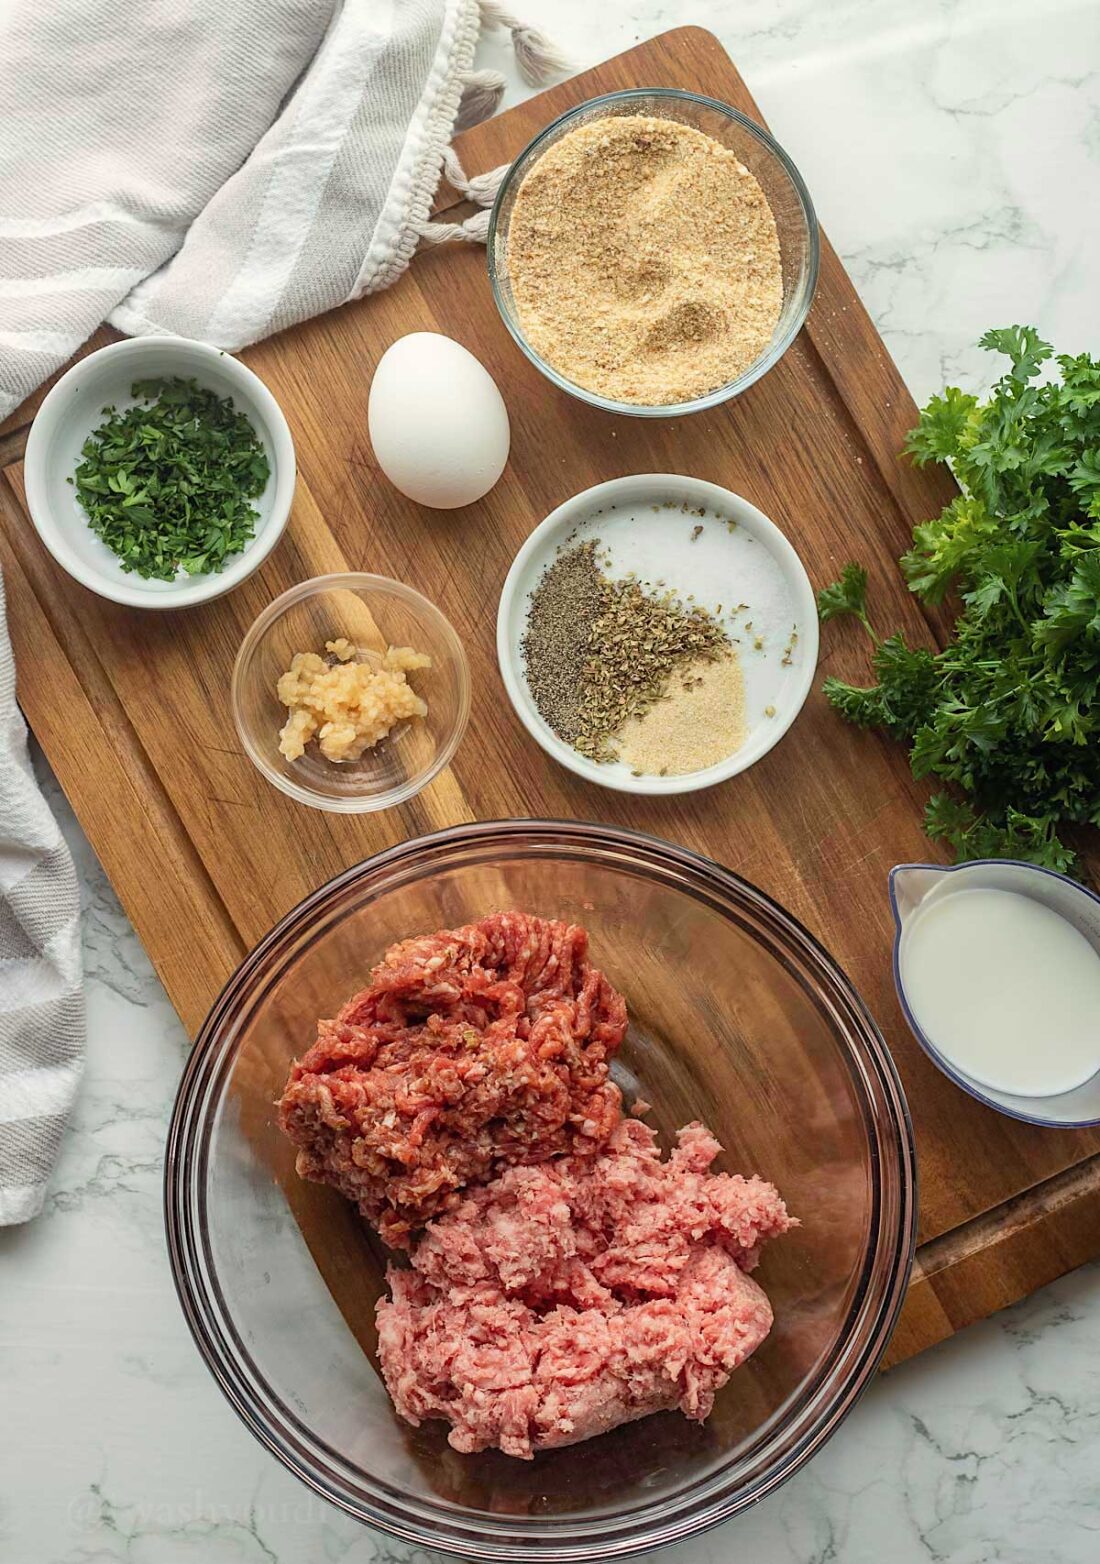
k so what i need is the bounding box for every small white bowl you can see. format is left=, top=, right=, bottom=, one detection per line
left=496, top=474, right=818, bottom=793
left=23, top=336, right=295, bottom=609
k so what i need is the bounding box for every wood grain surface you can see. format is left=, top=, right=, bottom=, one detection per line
left=3, top=26, right=1099, bottom=1365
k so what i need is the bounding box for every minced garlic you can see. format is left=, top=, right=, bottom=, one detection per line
left=277, top=639, right=430, bottom=763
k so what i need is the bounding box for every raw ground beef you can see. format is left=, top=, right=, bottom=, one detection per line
left=278, top=912, right=627, bottom=1248
left=376, top=1118, right=795, bottom=1458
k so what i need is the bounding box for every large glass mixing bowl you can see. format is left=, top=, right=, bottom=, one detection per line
left=165, top=821, right=915, bottom=1560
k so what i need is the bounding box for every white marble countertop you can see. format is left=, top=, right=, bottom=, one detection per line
left=4, top=2, right=1100, bottom=1560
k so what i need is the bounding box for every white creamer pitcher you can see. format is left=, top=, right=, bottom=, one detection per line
left=889, top=859, right=1100, bottom=1127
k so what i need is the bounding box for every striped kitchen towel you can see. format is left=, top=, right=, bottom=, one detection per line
left=0, top=0, right=564, bottom=420
left=0, top=573, right=84, bottom=1225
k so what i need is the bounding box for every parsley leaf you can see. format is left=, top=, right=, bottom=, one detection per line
left=816, top=564, right=877, bottom=641
left=977, top=325, right=1053, bottom=385
left=71, top=376, right=270, bottom=581
left=905, top=385, right=978, bottom=467
left=924, top=796, right=1076, bottom=875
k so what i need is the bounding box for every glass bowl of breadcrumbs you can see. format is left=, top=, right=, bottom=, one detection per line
left=488, top=88, right=819, bottom=417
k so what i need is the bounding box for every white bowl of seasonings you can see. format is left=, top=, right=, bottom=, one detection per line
left=496, top=474, right=818, bottom=794
left=24, top=336, right=295, bottom=609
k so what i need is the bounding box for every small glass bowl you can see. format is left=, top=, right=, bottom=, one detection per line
left=487, top=88, right=820, bottom=418
left=231, top=573, right=470, bottom=814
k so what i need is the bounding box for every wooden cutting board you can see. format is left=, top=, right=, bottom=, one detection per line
left=2, top=27, right=1098, bottom=1368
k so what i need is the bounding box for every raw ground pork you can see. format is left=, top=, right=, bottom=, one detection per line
left=376, top=1118, right=795, bottom=1458
left=278, top=913, right=627, bottom=1248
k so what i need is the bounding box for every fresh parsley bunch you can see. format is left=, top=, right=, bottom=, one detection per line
left=819, top=327, right=1100, bottom=876
left=71, top=376, right=270, bottom=580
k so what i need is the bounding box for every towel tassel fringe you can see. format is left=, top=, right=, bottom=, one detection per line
left=456, top=67, right=507, bottom=132
left=414, top=150, right=508, bottom=246
left=479, top=0, right=570, bottom=86
left=414, top=8, right=567, bottom=250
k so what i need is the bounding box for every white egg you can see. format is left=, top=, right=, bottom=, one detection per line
left=367, top=332, right=510, bottom=509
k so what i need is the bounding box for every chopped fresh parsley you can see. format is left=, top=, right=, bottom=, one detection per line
left=70, top=376, right=269, bottom=581
left=818, top=327, right=1100, bottom=876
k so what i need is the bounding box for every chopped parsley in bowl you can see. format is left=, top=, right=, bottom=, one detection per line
left=24, top=336, right=294, bottom=609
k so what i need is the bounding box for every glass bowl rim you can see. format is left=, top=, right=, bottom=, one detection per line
left=486, top=87, right=821, bottom=419
left=230, top=570, right=471, bottom=815
left=165, top=818, right=916, bottom=1560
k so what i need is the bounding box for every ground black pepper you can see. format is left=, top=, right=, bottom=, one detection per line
left=520, top=539, right=603, bottom=744
left=521, top=539, right=731, bottom=761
